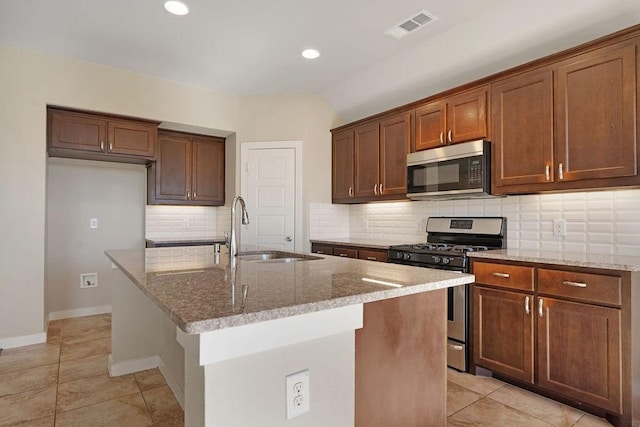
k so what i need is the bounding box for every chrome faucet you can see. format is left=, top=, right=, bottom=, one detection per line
left=228, top=196, right=249, bottom=258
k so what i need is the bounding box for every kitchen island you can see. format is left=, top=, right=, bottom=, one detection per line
left=105, top=245, right=473, bottom=426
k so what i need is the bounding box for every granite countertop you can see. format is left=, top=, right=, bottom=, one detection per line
left=469, top=249, right=640, bottom=272
left=310, top=237, right=425, bottom=250
left=145, top=236, right=227, bottom=248
left=105, top=246, right=473, bottom=334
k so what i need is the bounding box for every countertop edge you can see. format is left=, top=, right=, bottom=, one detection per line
left=468, top=251, right=640, bottom=272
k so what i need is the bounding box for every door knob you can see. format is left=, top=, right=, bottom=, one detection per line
left=285, top=236, right=292, bottom=242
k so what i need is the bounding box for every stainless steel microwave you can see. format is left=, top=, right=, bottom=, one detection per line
left=406, top=140, right=492, bottom=200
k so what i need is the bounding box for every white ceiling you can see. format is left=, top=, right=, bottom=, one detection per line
left=1, top=0, right=639, bottom=122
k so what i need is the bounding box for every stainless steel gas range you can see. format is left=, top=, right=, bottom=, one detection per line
left=388, top=216, right=507, bottom=372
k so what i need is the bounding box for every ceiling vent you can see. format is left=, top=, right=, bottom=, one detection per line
left=385, top=10, right=437, bottom=40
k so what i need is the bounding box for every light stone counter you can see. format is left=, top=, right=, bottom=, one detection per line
left=105, top=246, right=472, bottom=334
left=310, top=237, right=425, bottom=250
left=469, top=248, right=640, bottom=272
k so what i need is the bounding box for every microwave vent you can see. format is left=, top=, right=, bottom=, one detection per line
left=385, top=10, right=437, bottom=40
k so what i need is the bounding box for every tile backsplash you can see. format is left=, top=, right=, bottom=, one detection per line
left=146, top=205, right=227, bottom=239
left=310, top=189, right=640, bottom=256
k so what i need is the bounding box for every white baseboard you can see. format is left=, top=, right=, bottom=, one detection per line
left=0, top=332, right=47, bottom=349
left=48, top=305, right=112, bottom=321
left=158, top=358, right=185, bottom=410
left=107, top=354, right=185, bottom=410
left=108, top=354, right=159, bottom=377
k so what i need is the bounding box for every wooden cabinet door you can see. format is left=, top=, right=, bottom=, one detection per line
left=447, top=86, right=488, bottom=144
left=414, top=100, right=446, bottom=151
left=354, top=122, right=380, bottom=198
left=537, top=297, right=622, bottom=413
left=155, top=132, right=191, bottom=202
left=49, top=109, right=106, bottom=153
left=107, top=119, right=156, bottom=158
left=473, top=286, right=534, bottom=383
left=492, top=68, right=554, bottom=190
left=555, top=40, right=637, bottom=182
left=191, top=136, right=225, bottom=205
left=379, top=112, right=410, bottom=197
left=332, top=130, right=355, bottom=202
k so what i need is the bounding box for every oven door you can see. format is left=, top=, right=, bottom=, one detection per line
left=448, top=284, right=466, bottom=342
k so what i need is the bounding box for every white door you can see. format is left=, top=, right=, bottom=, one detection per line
left=243, top=147, right=296, bottom=251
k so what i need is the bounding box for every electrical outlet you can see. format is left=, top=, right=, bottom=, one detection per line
left=553, top=219, right=567, bottom=237
left=80, top=273, right=98, bottom=288
left=285, top=369, right=309, bottom=419
left=89, top=217, right=98, bottom=229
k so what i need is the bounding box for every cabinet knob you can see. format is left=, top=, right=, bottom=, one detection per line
left=349, top=187, right=354, bottom=198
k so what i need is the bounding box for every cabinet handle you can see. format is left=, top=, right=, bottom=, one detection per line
left=525, top=296, right=530, bottom=315
left=447, top=344, right=464, bottom=351
left=316, top=251, right=325, bottom=254
left=349, top=187, right=354, bottom=197
left=538, top=298, right=544, bottom=317
left=558, top=163, right=564, bottom=180
left=109, top=142, right=113, bottom=152
left=447, top=130, right=452, bottom=143
left=379, top=183, right=384, bottom=195
left=100, top=141, right=104, bottom=151
left=492, top=272, right=510, bottom=278
left=193, top=192, right=197, bottom=199
left=562, top=280, right=587, bottom=288
left=439, top=132, right=444, bottom=145
left=374, top=184, right=379, bottom=196
left=338, top=253, right=348, bottom=257
left=545, top=164, right=550, bottom=181
left=187, top=191, right=191, bottom=199
left=367, top=256, right=377, bottom=261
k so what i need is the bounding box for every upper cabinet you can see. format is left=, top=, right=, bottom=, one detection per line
left=332, top=110, right=411, bottom=203
left=414, top=86, right=488, bottom=151
left=47, top=107, right=157, bottom=164
left=492, top=38, right=639, bottom=194
left=147, top=130, right=225, bottom=206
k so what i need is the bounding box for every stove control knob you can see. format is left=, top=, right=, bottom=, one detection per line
left=442, top=257, right=451, bottom=265
left=396, top=252, right=403, bottom=259
left=404, top=253, right=412, bottom=261
left=433, top=256, right=441, bottom=263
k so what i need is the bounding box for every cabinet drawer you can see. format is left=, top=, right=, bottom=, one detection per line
left=311, top=244, right=333, bottom=256
left=538, top=269, right=621, bottom=306
left=358, top=249, right=388, bottom=263
left=473, top=262, right=535, bottom=291
left=334, top=247, right=358, bottom=258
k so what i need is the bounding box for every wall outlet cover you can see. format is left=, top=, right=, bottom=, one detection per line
left=285, top=369, right=310, bottom=419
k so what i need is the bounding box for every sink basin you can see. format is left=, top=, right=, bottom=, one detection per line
left=237, top=251, right=322, bottom=263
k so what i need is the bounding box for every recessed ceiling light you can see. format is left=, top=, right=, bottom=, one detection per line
left=301, top=49, right=320, bottom=60
left=164, top=1, right=189, bottom=16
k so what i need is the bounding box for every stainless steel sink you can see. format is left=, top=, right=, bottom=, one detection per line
left=237, top=251, right=322, bottom=263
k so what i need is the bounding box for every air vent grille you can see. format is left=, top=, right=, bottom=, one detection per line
left=385, top=9, right=437, bottom=40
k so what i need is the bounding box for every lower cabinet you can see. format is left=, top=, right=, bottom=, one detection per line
left=471, top=260, right=632, bottom=425
left=310, top=243, right=388, bottom=263
left=473, top=287, right=534, bottom=383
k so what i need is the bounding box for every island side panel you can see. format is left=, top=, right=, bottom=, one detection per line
left=355, top=288, right=447, bottom=427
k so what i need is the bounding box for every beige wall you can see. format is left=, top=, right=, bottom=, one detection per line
left=46, top=158, right=146, bottom=315
left=0, top=43, right=337, bottom=343
left=237, top=93, right=340, bottom=251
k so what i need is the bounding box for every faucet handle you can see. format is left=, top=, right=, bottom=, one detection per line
left=224, top=232, right=230, bottom=248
